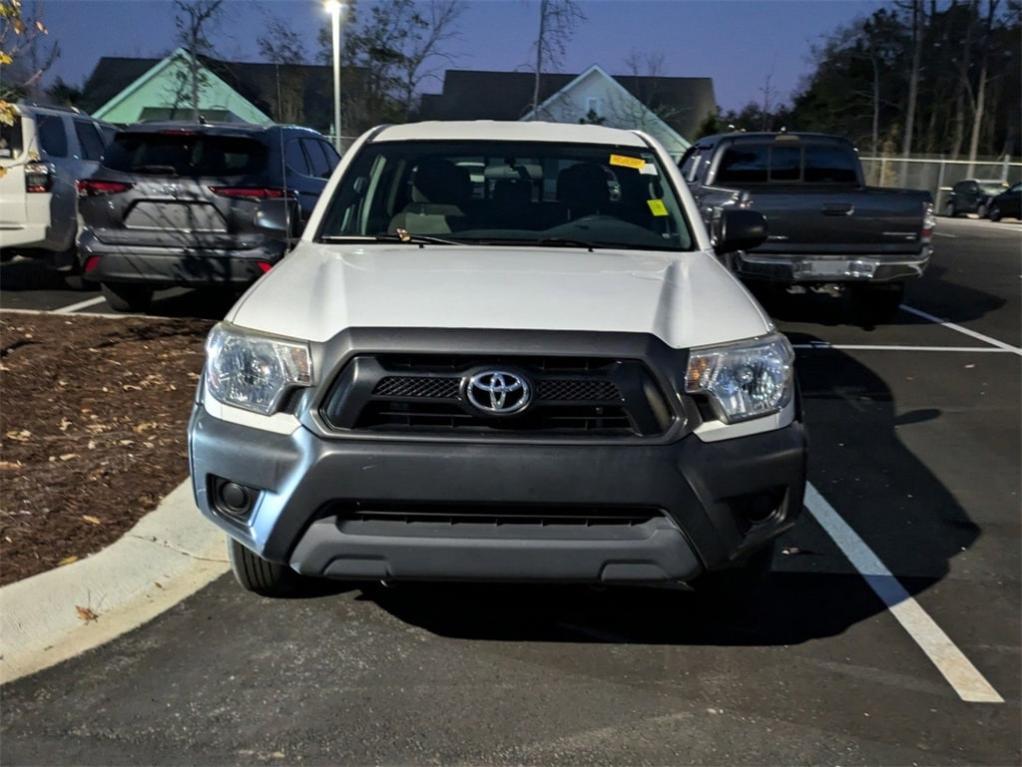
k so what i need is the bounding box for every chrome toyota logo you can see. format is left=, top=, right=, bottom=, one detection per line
left=466, top=370, right=531, bottom=415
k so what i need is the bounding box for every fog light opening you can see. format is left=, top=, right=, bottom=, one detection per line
left=212, top=477, right=257, bottom=519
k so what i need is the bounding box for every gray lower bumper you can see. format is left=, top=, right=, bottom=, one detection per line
left=188, top=404, right=806, bottom=585
left=290, top=515, right=700, bottom=583
left=736, top=249, right=931, bottom=283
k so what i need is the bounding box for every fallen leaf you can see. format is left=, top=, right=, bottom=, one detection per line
left=81, top=515, right=101, bottom=525
left=5, top=429, right=31, bottom=442
left=59, top=453, right=78, bottom=461
left=75, top=606, right=98, bottom=623
left=58, top=555, right=79, bottom=566
left=0, top=460, right=22, bottom=470
left=133, top=421, right=159, bottom=434
left=59, top=417, right=72, bottom=431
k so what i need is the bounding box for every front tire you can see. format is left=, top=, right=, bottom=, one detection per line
left=989, top=206, right=1002, bottom=222
left=101, top=282, right=153, bottom=313
left=227, top=537, right=302, bottom=597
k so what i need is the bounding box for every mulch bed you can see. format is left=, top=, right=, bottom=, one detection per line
left=0, top=312, right=214, bottom=586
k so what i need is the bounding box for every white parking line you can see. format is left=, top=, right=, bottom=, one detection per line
left=934, top=232, right=958, bottom=239
left=804, top=483, right=1004, bottom=704
left=792, top=343, right=1012, bottom=353
left=901, top=304, right=1022, bottom=356
left=52, top=295, right=107, bottom=314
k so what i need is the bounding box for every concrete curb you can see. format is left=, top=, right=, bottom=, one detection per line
left=0, top=481, right=228, bottom=684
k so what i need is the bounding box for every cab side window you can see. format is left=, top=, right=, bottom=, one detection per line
left=301, top=138, right=331, bottom=178
left=37, top=115, right=68, bottom=158
left=285, top=139, right=310, bottom=176
left=74, top=119, right=106, bottom=161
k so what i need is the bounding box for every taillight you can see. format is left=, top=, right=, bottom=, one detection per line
left=256, top=261, right=273, bottom=274
left=25, top=162, right=54, bottom=193
left=208, top=186, right=288, bottom=199
left=77, top=179, right=133, bottom=197
left=83, top=256, right=102, bottom=273
left=922, top=201, right=936, bottom=239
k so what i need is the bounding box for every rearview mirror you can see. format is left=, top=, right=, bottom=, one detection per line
left=714, top=209, right=768, bottom=254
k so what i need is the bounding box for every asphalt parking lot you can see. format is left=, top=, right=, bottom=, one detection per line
left=1, top=217, right=1019, bottom=765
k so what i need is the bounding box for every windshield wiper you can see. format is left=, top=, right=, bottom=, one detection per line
left=534, top=237, right=598, bottom=252
left=318, top=233, right=464, bottom=246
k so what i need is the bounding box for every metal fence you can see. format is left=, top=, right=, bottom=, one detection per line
left=859, top=155, right=1021, bottom=212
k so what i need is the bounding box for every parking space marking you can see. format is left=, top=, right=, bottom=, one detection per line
left=934, top=232, right=958, bottom=239
left=805, top=483, right=1004, bottom=704
left=900, top=304, right=1022, bottom=355
left=51, top=296, right=108, bottom=314
left=792, top=343, right=1012, bottom=353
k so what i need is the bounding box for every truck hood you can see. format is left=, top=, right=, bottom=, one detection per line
left=228, top=243, right=772, bottom=349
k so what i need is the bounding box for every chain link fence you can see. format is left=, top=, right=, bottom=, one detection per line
left=860, top=155, right=1021, bottom=212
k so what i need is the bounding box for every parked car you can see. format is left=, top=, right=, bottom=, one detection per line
left=188, top=120, right=807, bottom=597
left=0, top=103, right=113, bottom=277
left=986, top=182, right=1021, bottom=222
left=77, top=122, right=339, bottom=312
left=946, top=178, right=1008, bottom=218
left=679, top=132, right=935, bottom=322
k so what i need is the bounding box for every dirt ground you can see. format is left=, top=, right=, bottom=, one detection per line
left=0, top=313, right=213, bottom=586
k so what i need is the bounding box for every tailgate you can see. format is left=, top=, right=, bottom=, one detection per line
left=0, top=117, right=27, bottom=226
left=749, top=188, right=927, bottom=256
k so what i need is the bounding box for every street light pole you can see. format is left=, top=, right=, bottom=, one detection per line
left=325, top=1, right=343, bottom=154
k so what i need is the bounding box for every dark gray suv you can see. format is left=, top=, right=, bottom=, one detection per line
left=77, top=122, right=338, bottom=312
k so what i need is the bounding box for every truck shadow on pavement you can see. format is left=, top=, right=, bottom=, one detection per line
left=355, top=342, right=980, bottom=647
left=752, top=268, right=1005, bottom=328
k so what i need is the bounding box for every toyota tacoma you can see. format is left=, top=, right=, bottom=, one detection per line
left=188, top=121, right=807, bottom=596
left=679, top=132, right=935, bottom=322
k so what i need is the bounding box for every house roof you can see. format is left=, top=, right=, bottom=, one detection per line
left=418, top=69, right=716, bottom=140
left=79, top=52, right=366, bottom=133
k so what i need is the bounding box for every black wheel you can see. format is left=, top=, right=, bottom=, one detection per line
left=946, top=202, right=957, bottom=218
left=850, top=282, right=905, bottom=325
left=989, top=206, right=1002, bottom=222
left=100, top=282, right=153, bottom=312
left=694, top=541, right=775, bottom=597
left=227, top=537, right=302, bottom=597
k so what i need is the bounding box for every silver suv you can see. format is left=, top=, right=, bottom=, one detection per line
left=0, top=103, right=112, bottom=277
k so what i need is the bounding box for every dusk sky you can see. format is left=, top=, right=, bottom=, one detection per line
left=43, top=0, right=885, bottom=110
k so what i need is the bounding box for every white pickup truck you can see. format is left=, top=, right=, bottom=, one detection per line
left=188, top=121, right=808, bottom=596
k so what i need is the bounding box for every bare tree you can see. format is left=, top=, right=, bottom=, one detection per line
left=609, top=50, right=684, bottom=132
left=0, top=0, right=59, bottom=122
left=395, top=0, right=464, bottom=119
left=258, top=14, right=308, bottom=124
left=529, top=0, right=585, bottom=119
left=899, top=0, right=924, bottom=157
left=966, top=0, right=999, bottom=173
left=173, top=0, right=224, bottom=121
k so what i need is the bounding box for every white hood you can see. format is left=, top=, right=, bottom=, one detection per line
left=228, top=243, right=773, bottom=349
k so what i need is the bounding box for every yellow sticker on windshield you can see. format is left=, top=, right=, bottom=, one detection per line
left=609, top=154, right=646, bottom=170
left=647, top=199, right=668, bottom=217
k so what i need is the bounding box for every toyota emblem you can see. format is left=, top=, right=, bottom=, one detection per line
left=466, top=370, right=531, bottom=415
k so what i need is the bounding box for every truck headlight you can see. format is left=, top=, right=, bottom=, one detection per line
left=205, top=323, right=312, bottom=415
left=685, top=334, right=795, bottom=423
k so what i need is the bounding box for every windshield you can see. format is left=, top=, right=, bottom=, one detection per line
left=317, top=140, right=693, bottom=251
left=102, top=132, right=269, bottom=176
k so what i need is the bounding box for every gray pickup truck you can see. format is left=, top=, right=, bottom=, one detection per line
left=679, top=132, right=935, bottom=321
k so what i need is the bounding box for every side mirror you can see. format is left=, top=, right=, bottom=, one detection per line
left=714, top=208, right=767, bottom=254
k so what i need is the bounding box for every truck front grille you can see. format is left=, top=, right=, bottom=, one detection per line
left=320, top=353, right=674, bottom=439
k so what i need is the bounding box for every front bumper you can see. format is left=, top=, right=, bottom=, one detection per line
left=78, top=229, right=287, bottom=287
left=189, top=406, right=807, bottom=584
left=736, top=248, right=931, bottom=283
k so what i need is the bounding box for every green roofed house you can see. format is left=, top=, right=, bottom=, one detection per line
left=79, top=48, right=343, bottom=135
